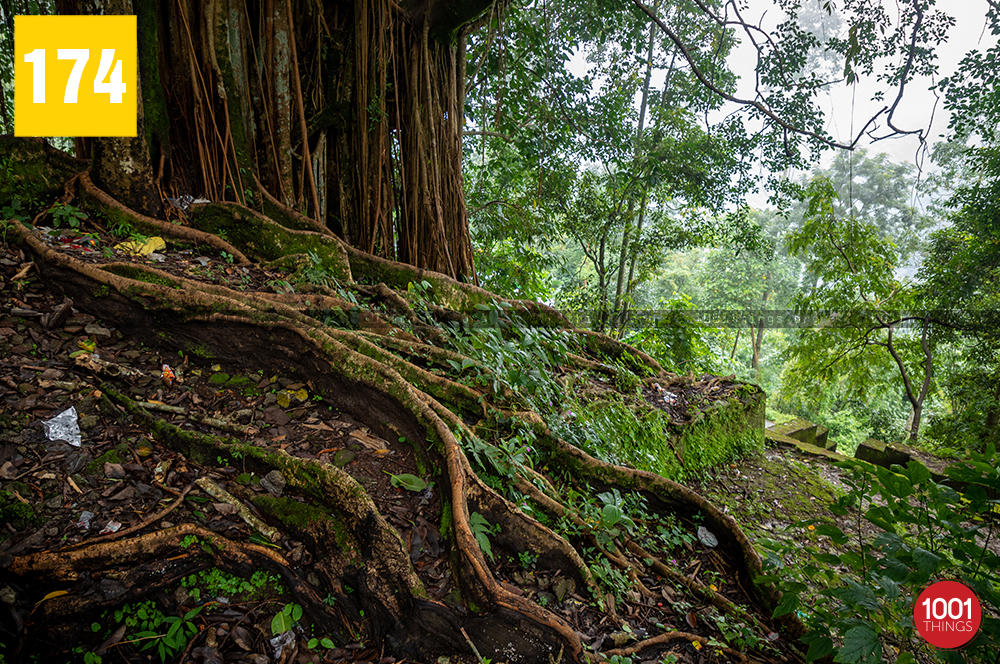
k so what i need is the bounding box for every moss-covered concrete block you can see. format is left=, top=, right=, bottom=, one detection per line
left=765, top=429, right=848, bottom=462
left=854, top=438, right=911, bottom=467
left=815, top=425, right=831, bottom=450
left=770, top=417, right=818, bottom=445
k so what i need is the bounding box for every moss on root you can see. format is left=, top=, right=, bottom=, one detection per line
left=186, top=203, right=351, bottom=280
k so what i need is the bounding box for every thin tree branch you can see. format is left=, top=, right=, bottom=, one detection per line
left=631, top=0, right=852, bottom=150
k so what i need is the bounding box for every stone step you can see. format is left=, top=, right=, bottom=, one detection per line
left=854, top=438, right=911, bottom=468
left=769, top=417, right=818, bottom=445
left=765, top=429, right=848, bottom=462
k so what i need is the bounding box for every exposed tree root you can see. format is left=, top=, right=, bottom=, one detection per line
left=77, top=171, right=252, bottom=265
left=2, top=159, right=806, bottom=663
left=604, top=630, right=760, bottom=663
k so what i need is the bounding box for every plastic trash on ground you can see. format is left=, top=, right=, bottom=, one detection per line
left=42, top=407, right=81, bottom=447
left=269, top=630, right=295, bottom=658
left=99, top=520, right=122, bottom=534
left=75, top=511, right=95, bottom=530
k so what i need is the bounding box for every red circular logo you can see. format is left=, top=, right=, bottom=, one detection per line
left=914, top=580, right=982, bottom=649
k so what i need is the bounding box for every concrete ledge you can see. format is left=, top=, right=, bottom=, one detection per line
left=766, top=429, right=848, bottom=462
left=770, top=417, right=818, bottom=446
left=855, top=438, right=911, bottom=467
left=815, top=425, right=833, bottom=451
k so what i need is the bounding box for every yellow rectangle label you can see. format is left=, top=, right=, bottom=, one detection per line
left=15, top=15, right=137, bottom=137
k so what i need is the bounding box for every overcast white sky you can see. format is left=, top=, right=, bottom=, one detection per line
left=731, top=1, right=998, bottom=167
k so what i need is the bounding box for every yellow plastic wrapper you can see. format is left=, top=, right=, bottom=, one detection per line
left=114, top=236, right=166, bottom=255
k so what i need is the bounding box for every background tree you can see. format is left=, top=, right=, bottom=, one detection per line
left=784, top=177, right=936, bottom=442
left=698, top=213, right=800, bottom=380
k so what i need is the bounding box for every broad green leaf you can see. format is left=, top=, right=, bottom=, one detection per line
left=772, top=592, right=799, bottom=617
left=816, top=523, right=848, bottom=544
left=601, top=504, right=623, bottom=527
left=833, top=579, right=881, bottom=612
left=834, top=625, right=879, bottom=664
left=801, top=631, right=835, bottom=662
left=902, top=461, right=932, bottom=486
left=864, top=505, right=898, bottom=532
left=871, top=574, right=900, bottom=601
left=271, top=606, right=295, bottom=635
left=910, top=547, right=943, bottom=578
left=875, top=466, right=912, bottom=499
left=389, top=473, right=427, bottom=492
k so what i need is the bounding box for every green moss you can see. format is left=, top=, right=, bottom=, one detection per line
left=700, top=453, right=839, bottom=541
left=209, top=373, right=231, bottom=384
left=253, top=494, right=331, bottom=531
left=251, top=495, right=355, bottom=557
left=0, top=491, right=36, bottom=531
left=186, top=344, right=215, bottom=360
left=85, top=448, right=124, bottom=475
left=0, top=138, right=82, bottom=205
left=186, top=204, right=350, bottom=281
left=103, top=264, right=183, bottom=289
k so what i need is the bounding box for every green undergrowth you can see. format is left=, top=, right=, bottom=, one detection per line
left=441, top=301, right=765, bottom=483
left=79, top=568, right=339, bottom=664
left=178, top=567, right=284, bottom=603
left=760, top=450, right=1000, bottom=664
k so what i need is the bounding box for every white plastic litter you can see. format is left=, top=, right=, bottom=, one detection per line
left=100, top=520, right=122, bottom=534
left=270, top=630, right=295, bottom=658
left=75, top=511, right=95, bottom=530
left=42, top=407, right=81, bottom=447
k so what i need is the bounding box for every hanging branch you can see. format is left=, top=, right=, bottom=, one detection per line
left=286, top=0, right=322, bottom=222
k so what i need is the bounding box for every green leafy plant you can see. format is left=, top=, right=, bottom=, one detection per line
left=518, top=550, right=538, bottom=569
left=1, top=198, right=30, bottom=222
left=306, top=636, right=336, bottom=650
left=469, top=512, right=498, bottom=562
left=760, top=450, right=1000, bottom=663
left=48, top=202, right=89, bottom=229
left=271, top=602, right=302, bottom=635
left=299, top=250, right=337, bottom=288
left=111, top=601, right=203, bottom=663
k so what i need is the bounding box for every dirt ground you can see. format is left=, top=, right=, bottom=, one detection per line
left=0, top=230, right=922, bottom=664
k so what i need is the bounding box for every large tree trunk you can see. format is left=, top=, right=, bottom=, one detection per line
left=74, top=0, right=485, bottom=281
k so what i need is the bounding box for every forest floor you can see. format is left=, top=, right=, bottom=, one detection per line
left=0, top=227, right=907, bottom=664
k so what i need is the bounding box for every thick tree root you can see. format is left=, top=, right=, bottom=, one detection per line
left=3, top=161, right=803, bottom=663
left=77, top=171, right=252, bottom=264
left=604, top=630, right=761, bottom=663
